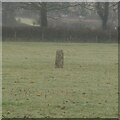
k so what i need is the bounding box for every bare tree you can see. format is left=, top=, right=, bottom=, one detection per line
left=40, top=3, right=47, bottom=28
left=96, top=2, right=109, bottom=30
left=2, top=2, right=18, bottom=26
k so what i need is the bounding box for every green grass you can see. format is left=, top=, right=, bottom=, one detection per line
left=2, top=42, right=118, bottom=118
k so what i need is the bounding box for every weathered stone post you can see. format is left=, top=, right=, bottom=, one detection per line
left=55, top=49, right=64, bottom=68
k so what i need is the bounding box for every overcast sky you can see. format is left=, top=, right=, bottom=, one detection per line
left=0, top=0, right=119, bottom=2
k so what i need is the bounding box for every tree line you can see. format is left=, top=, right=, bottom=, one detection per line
left=2, top=2, right=118, bottom=42
left=2, top=2, right=118, bottom=30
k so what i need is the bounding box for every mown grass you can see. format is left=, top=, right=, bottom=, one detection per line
left=2, top=42, right=118, bottom=118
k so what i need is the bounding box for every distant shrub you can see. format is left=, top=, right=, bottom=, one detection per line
left=2, top=26, right=118, bottom=42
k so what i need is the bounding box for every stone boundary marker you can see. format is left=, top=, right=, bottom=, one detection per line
left=55, top=49, right=64, bottom=68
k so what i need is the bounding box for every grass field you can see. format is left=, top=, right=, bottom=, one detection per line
left=2, top=42, right=118, bottom=118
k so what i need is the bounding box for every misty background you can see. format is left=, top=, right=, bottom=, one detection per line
left=2, top=2, right=118, bottom=42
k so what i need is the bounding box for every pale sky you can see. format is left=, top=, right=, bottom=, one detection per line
left=1, top=0, right=119, bottom=2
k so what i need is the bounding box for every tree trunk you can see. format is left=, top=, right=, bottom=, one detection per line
left=40, top=2, right=47, bottom=28
left=118, top=2, right=120, bottom=27
left=40, top=2, right=47, bottom=40
left=96, top=2, right=109, bottom=30
left=55, top=50, right=64, bottom=68
left=102, top=18, right=107, bottom=30
left=102, top=2, right=109, bottom=30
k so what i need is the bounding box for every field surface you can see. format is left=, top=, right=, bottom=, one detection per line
left=2, top=42, right=118, bottom=118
